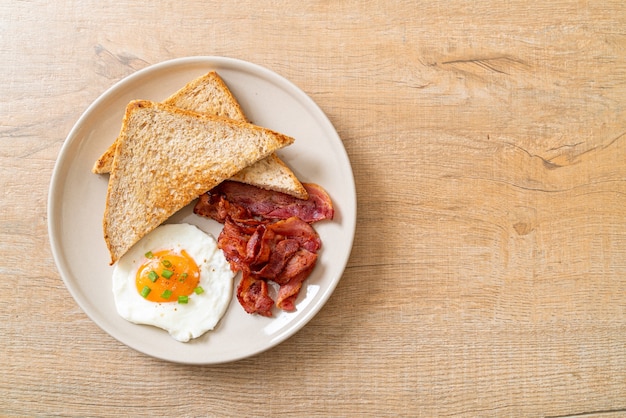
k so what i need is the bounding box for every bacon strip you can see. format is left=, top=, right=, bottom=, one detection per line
left=275, top=249, right=318, bottom=311
left=237, top=272, right=274, bottom=317
left=194, top=181, right=334, bottom=224
left=194, top=192, right=250, bottom=224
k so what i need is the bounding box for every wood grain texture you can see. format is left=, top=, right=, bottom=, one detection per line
left=1, top=0, right=625, bottom=416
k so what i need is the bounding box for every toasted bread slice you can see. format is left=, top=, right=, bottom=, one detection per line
left=103, top=100, right=294, bottom=264
left=163, top=71, right=248, bottom=120
left=93, top=71, right=308, bottom=199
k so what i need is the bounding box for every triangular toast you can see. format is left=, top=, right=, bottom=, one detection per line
left=93, top=71, right=308, bottom=199
left=103, top=100, right=294, bottom=264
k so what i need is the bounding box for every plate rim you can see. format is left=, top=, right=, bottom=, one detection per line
left=47, top=56, right=356, bottom=364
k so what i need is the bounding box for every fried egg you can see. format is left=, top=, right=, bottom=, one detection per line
left=112, top=223, right=234, bottom=342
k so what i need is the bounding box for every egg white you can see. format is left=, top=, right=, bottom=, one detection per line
left=112, top=223, right=234, bottom=342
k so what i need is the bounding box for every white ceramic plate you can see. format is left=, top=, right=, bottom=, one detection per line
left=48, top=57, right=356, bottom=364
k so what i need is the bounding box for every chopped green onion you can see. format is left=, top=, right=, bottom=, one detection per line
left=161, top=289, right=172, bottom=299
left=161, top=269, right=174, bottom=279
left=180, top=272, right=188, bottom=279
left=161, top=259, right=172, bottom=268
left=194, top=286, right=204, bottom=295
left=148, top=270, right=159, bottom=282
left=144, top=251, right=154, bottom=259
left=178, top=295, right=189, bottom=304
left=140, top=286, right=151, bottom=298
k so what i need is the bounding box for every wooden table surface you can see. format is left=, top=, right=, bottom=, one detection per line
left=2, top=1, right=625, bottom=416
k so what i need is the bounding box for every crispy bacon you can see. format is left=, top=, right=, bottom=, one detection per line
left=218, top=217, right=319, bottom=274
left=195, top=182, right=333, bottom=316
left=274, top=248, right=318, bottom=285
left=194, top=192, right=250, bottom=224
left=215, top=216, right=322, bottom=315
left=237, top=272, right=274, bottom=317
left=194, top=181, right=334, bottom=224
left=256, top=239, right=300, bottom=280
left=276, top=265, right=314, bottom=311
left=268, top=217, right=322, bottom=253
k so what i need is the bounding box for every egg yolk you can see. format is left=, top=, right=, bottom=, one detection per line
left=135, top=249, right=200, bottom=302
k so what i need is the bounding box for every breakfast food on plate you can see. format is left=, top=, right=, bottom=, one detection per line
left=112, top=223, right=234, bottom=342
left=194, top=181, right=334, bottom=316
left=98, top=70, right=335, bottom=336
left=103, top=99, right=294, bottom=265
left=92, top=71, right=308, bottom=200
